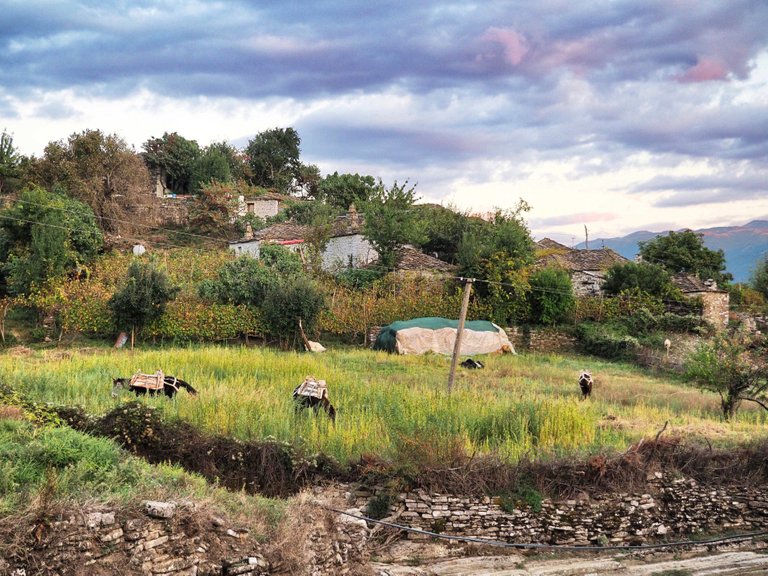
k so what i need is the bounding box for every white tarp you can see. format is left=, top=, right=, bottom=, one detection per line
left=394, top=325, right=515, bottom=355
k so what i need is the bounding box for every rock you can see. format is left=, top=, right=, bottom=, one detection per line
left=143, top=501, right=177, bottom=519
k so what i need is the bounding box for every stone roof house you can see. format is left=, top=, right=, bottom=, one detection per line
left=229, top=206, right=378, bottom=271
left=367, top=245, right=457, bottom=278
left=229, top=206, right=457, bottom=276
left=237, top=192, right=297, bottom=220
left=535, top=238, right=629, bottom=296
left=672, top=273, right=729, bottom=329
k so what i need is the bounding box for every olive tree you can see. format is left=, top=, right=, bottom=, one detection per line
left=685, top=332, right=768, bottom=420
left=108, top=260, right=179, bottom=348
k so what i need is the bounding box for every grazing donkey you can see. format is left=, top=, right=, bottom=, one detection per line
left=578, top=370, right=593, bottom=400
left=112, top=371, right=197, bottom=399
left=293, top=376, right=336, bottom=422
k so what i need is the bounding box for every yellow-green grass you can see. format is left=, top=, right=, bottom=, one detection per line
left=0, top=346, right=765, bottom=464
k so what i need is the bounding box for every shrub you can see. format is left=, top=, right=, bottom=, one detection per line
left=527, top=267, right=574, bottom=325
left=365, top=493, right=393, bottom=520
left=261, top=275, right=326, bottom=348
left=575, top=322, right=641, bottom=360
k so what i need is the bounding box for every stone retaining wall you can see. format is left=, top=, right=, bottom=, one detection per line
left=507, top=326, right=578, bottom=354
left=351, top=473, right=768, bottom=547
left=0, top=498, right=368, bottom=576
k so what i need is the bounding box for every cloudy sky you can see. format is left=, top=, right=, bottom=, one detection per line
left=2, top=1, right=767, bottom=243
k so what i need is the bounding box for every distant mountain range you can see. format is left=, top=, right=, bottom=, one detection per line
left=574, top=220, right=768, bottom=283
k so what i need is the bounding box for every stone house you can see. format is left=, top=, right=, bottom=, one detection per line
left=535, top=238, right=629, bottom=296
left=672, top=273, right=729, bottom=330
left=368, top=245, right=457, bottom=278
left=229, top=206, right=378, bottom=271
left=237, top=192, right=296, bottom=220
left=229, top=222, right=308, bottom=259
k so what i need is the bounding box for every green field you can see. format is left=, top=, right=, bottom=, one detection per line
left=1, top=345, right=766, bottom=464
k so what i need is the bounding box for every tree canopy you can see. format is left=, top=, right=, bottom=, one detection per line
left=108, top=259, right=179, bottom=347
left=28, top=129, right=156, bottom=234
left=602, top=261, right=678, bottom=299
left=361, top=180, right=426, bottom=270
left=750, top=255, right=768, bottom=301
left=0, top=187, right=103, bottom=296
left=456, top=203, right=535, bottom=325
left=142, top=132, right=202, bottom=195
left=413, top=203, right=473, bottom=264
left=685, top=332, right=768, bottom=420
left=245, top=127, right=319, bottom=196
left=0, top=130, right=23, bottom=196
left=316, top=172, right=378, bottom=209
left=638, top=230, right=731, bottom=287
left=527, top=266, right=575, bottom=325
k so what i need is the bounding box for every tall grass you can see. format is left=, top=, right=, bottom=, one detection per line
left=1, top=346, right=765, bottom=464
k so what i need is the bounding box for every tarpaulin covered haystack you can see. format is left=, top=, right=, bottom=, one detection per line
left=373, top=317, right=515, bottom=355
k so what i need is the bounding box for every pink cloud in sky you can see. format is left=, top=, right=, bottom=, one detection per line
left=480, top=27, right=529, bottom=66
left=678, top=56, right=730, bottom=83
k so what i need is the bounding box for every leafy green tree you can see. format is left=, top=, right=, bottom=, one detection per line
left=528, top=267, right=575, bottom=325
left=245, top=127, right=302, bottom=194
left=685, top=332, right=768, bottom=420
left=602, top=261, right=678, bottom=298
left=27, top=130, right=155, bottom=234
left=142, top=132, right=201, bottom=195
left=361, top=180, right=426, bottom=270
left=413, top=204, right=473, bottom=263
left=191, top=147, right=231, bottom=193
left=639, top=230, right=731, bottom=286
left=198, top=255, right=274, bottom=306
left=199, top=245, right=303, bottom=307
left=295, top=162, right=322, bottom=199
left=261, top=274, right=326, bottom=349
left=0, top=187, right=103, bottom=296
left=317, top=172, right=378, bottom=209
left=0, top=130, right=22, bottom=195
left=456, top=202, right=535, bottom=325
left=108, top=260, right=179, bottom=348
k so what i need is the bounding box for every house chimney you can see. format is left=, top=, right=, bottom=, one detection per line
left=244, top=222, right=254, bottom=240
left=348, top=204, right=359, bottom=227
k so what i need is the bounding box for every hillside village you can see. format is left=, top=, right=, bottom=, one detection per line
left=2, top=127, right=768, bottom=575
left=0, top=126, right=758, bottom=350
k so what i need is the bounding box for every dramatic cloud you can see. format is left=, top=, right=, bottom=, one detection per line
left=2, top=0, right=767, bottom=240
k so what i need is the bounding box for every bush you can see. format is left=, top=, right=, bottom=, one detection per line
left=575, top=322, right=641, bottom=360
left=261, top=275, right=326, bottom=348
left=527, top=267, right=574, bottom=325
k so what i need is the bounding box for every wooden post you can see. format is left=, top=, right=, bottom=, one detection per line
left=298, top=317, right=312, bottom=351
left=447, top=278, right=474, bottom=394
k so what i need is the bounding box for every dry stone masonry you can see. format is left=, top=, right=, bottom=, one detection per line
left=1, top=500, right=270, bottom=576
left=352, top=473, right=768, bottom=548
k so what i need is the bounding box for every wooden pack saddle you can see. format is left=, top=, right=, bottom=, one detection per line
left=293, top=376, right=328, bottom=400
left=130, top=370, right=166, bottom=391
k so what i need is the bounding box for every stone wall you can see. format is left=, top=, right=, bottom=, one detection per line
left=322, top=234, right=378, bottom=272
left=700, top=291, right=729, bottom=330
left=351, top=473, right=768, bottom=547
left=0, top=498, right=368, bottom=576
left=506, top=326, right=578, bottom=354
left=159, top=196, right=192, bottom=226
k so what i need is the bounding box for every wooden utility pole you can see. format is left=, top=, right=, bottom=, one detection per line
left=447, top=278, right=474, bottom=394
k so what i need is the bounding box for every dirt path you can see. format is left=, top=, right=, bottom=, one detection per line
left=370, top=541, right=768, bottom=575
